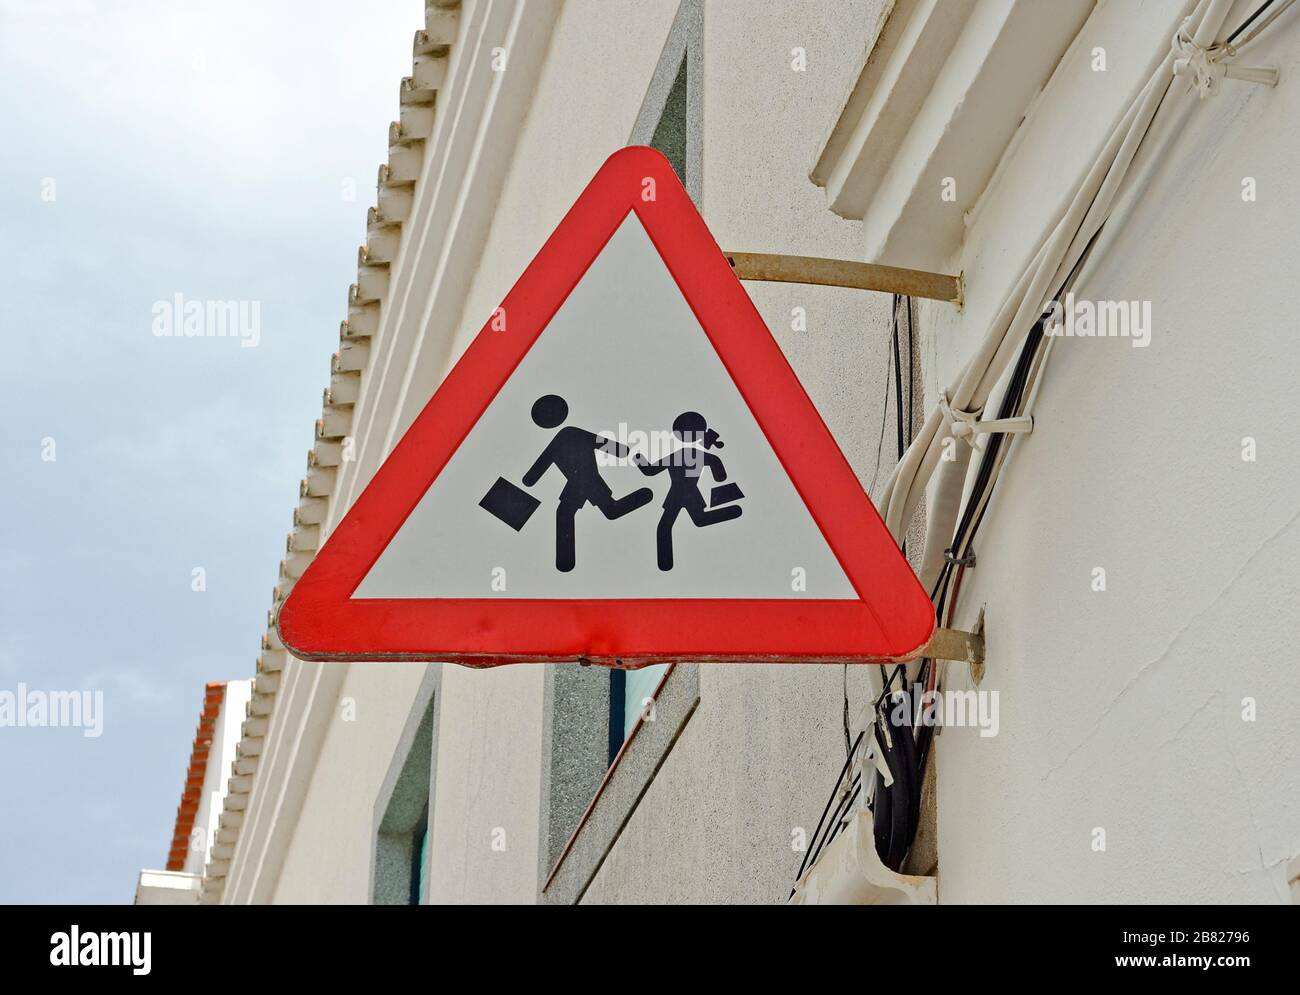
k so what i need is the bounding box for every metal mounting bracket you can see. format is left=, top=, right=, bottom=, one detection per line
left=725, top=252, right=962, bottom=304
left=922, top=624, right=984, bottom=669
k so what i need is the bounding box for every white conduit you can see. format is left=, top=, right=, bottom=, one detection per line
left=881, top=0, right=1242, bottom=595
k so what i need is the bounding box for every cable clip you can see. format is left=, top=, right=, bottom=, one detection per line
left=1171, top=22, right=1279, bottom=99
left=939, top=391, right=1033, bottom=452
left=867, top=718, right=895, bottom=787
left=944, top=548, right=976, bottom=568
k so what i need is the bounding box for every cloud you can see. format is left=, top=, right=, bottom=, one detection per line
left=0, top=0, right=424, bottom=903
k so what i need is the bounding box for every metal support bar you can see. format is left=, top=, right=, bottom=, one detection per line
left=923, top=626, right=984, bottom=666
left=724, top=251, right=962, bottom=304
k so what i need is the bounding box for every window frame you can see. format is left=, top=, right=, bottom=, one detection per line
left=371, top=667, right=441, bottom=905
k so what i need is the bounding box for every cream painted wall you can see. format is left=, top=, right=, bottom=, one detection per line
left=272, top=664, right=431, bottom=903
left=914, top=0, right=1300, bottom=902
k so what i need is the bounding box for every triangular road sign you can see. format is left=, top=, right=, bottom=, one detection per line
left=277, top=147, right=934, bottom=666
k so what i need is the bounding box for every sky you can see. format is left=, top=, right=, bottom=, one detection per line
left=0, top=0, right=423, bottom=903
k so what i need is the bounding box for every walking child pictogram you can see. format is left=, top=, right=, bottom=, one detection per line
left=634, top=411, right=743, bottom=571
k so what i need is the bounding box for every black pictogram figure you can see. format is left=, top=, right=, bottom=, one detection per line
left=520, top=394, right=654, bottom=572
left=635, top=411, right=743, bottom=571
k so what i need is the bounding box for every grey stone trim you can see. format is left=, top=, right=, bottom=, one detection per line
left=630, top=0, right=703, bottom=206
left=540, top=664, right=700, bottom=904
left=537, top=663, right=613, bottom=872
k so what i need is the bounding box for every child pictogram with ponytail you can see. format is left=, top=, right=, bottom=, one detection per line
left=634, top=411, right=744, bottom=571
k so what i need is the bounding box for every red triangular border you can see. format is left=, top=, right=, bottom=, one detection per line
left=277, top=147, right=934, bottom=666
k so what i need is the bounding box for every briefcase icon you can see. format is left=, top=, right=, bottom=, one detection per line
left=709, top=482, right=744, bottom=508
left=479, top=477, right=541, bottom=532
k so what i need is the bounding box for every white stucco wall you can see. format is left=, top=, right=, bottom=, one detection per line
left=913, top=0, right=1300, bottom=902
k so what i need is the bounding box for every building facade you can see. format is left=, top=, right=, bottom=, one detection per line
left=136, top=680, right=251, bottom=905
left=150, top=0, right=1300, bottom=904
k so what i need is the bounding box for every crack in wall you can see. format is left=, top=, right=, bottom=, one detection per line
left=1217, top=711, right=1281, bottom=900
left=1035, top=502, right=1300, bottom=787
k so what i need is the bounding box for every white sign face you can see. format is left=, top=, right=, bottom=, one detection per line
left=355, top=214, right=855, bottom=600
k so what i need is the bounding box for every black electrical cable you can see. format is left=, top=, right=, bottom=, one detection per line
left=906, top=296, right=915, bottom=447
left=915, top=227, right=1105, bottom=773
left=888, top=693, right=919, bottom=867
left=870, top=728, right=895, bottom=862
left=875, top=227, right=1104, bottom=865
left=868, top=294, right=922, bottom=871
left=874, top=297, right=916, bottom=705
left=871, top=688, right=920, bottom=870
left=842, top=663, right=851, bottom=760
left=820, top=773, right=863, bottom=856
left=1226, top=0, right=1276, bottom=43
left=893, top=297, right=905, bottom=461
left=794, top=729, right=865, bottom=887
left=915, top=318, right=1042, bottom=770
left=932, top=224, right=1103, bottom=599
left=942, top=228, right=1103, bottom=586
left=833, top=291, right=930, bottom=872
left=873, top=297, right=896, bottom=477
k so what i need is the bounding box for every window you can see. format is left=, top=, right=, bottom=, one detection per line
left=409, top=815, right=429, bottom=906
left=609, top=665, right=670, bottom=760
left=372, top=670, right=439, bottom=905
